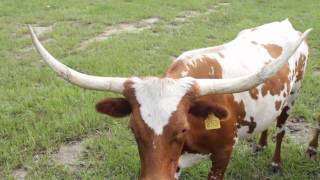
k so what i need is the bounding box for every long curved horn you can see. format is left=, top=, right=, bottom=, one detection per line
left=196, top=28, right=312, bottom=95
left=28, top=25, right=127, bottom=93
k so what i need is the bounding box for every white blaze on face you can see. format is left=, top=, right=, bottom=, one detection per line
left=132, top=77, right=194, bottom=135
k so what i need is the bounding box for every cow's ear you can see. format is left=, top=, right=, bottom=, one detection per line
left=96, top=98, right=132, bottom=117
left=189, top=100, right=228, bottom=119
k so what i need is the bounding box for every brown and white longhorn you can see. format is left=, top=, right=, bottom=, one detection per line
left=29, top=19, right=312, bottom=180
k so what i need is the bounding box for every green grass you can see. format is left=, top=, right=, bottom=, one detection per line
left=0, top=0, right=319, bottom=179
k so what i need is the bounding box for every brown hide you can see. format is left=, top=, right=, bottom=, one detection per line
left=167, top=55, right=238, bottom=156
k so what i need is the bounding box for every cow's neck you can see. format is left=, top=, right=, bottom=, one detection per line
left=165, top=58, right=240, bottom=155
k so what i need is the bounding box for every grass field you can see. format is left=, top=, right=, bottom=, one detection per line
left=0, top=0, right=319, bottom=179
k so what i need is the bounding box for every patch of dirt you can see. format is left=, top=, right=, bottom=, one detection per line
left=11, top=133, right=100, bottom=178
left=78, top=2, right=230, bottom=50
left=20, top=24, right=54, bottom=54
left=71, top=21, right=94, bottom=28
left=286, top=117, right=315, bottom=144
left=169, top=8, right=216, bottom=28
left=12, top=168, right=28, bottom=180
left=168, top=2, right=231, bottom=28
left=18, top=24, right=54, bottom=40
left=219, top=2, right=231, bottom=6
left=53, top=141, right=84, bottom=172
left=52, top=133, right=99, bottom=172
left=21, top=38, right=54, bottom=53
left=172, top=11, right=201, bottom=25
left=313, top=67, right=320, bottom=76
left=32, top=25, right=54, bottom=36
left=78, top=17, right=160, bottom=50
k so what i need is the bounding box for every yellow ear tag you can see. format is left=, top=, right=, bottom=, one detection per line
left=205, top=114, right=221, bottom=130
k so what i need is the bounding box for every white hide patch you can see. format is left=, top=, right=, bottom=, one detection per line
left=234, top=85, right=287, bottom=138
left=132, top=77, right=194, bottom=135
left=178, top=152, right=210, bottom=168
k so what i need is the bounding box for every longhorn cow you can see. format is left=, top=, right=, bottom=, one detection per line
left=29, top=19, right=312, bottom=180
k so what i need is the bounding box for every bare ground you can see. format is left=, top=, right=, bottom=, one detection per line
left=19, top=2, right=231, bottom=54
left=31, top=25, right=54, bottom=36
left=20, top=24, right=55, bottom=53
left=52, top=141, right=84, bottom=172
left=79, top=2, right=230, bottom=50
left=171, top=11, right=201, bottom=25
left=78, top=17, right=160, bottom=50
left=21, top=39, right=54, bottom=53
left=313, top=67, right=320, bottom=76
left=11, top=133, right=99, bottom=180
left=286, top=117, right=316, bottom=144
left=168, top=6, right=217, bottom=28
left=219, top=2, right=231, bottom=6
left=12, top=168, right=28, bottom=180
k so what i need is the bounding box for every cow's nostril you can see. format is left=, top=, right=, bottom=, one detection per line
left=181, top=128, right=187, bottom=133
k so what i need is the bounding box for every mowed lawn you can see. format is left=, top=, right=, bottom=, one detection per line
left=0, top=0, right=319, bottom=179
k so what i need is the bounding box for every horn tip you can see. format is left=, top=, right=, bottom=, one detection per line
left=301, top=28, right=312, bottom=39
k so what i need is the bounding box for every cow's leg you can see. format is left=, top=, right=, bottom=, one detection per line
left=208, top=146, right=233, bottom=180
left=306, top=128, right=320, bottom=160
left=271, top=106, right=290, bottom=172
left=253, top=130, right=268, bottom=153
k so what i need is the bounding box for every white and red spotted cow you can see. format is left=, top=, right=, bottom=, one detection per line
left=29, top=19, right=312, bottom=180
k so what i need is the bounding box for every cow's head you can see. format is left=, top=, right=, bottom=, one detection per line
left=29, top=25, right=310, bottom=179
left=95, top=77, right=229, bottom=179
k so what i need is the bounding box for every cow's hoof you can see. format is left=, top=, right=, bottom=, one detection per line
left=271, top=162, right=281, bottom=173
left=306, top=147, right=317, bottom=160
left=252, top=144, right=266, bottom=154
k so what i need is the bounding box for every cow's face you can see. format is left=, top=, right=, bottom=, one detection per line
left=96, top=77, right=228, bottom=180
